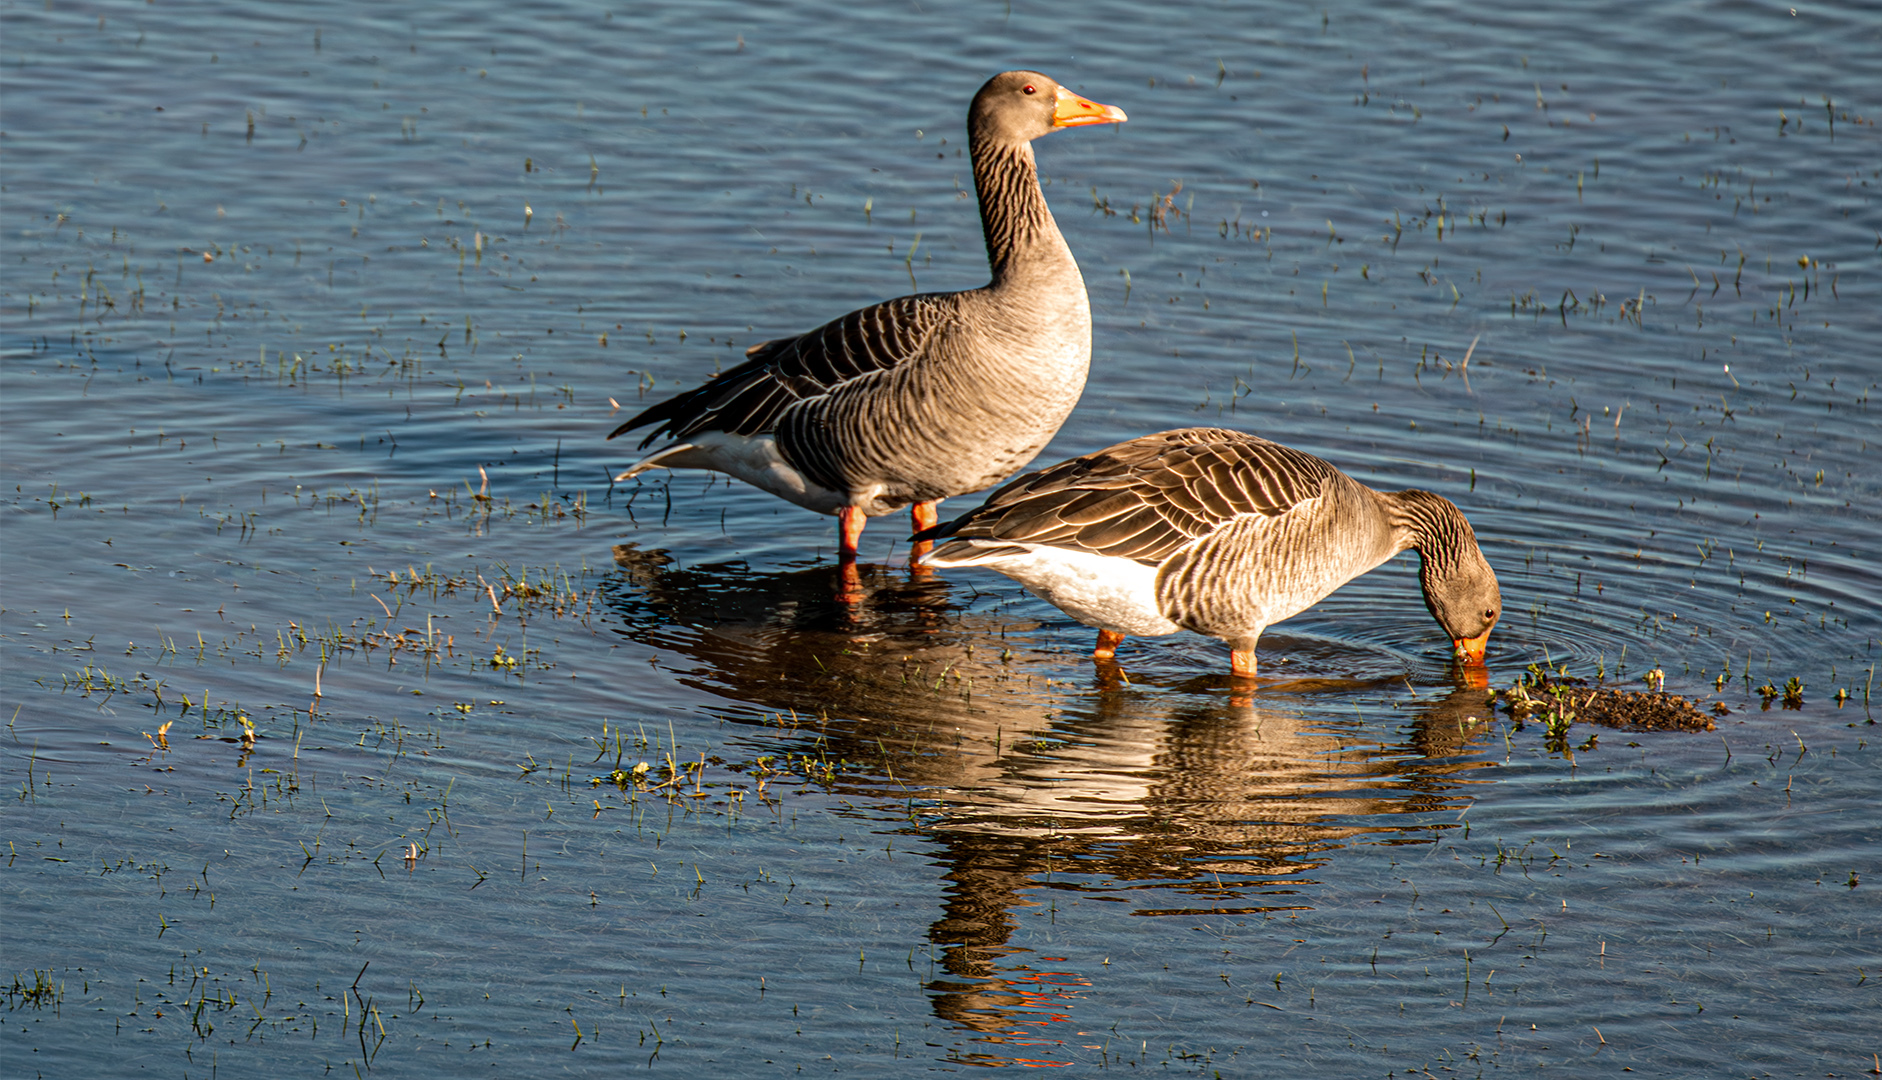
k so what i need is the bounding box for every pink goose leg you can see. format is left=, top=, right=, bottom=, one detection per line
left=837, top=506, right=866, bottom=560
left=909, top=500, right=940, bottom=565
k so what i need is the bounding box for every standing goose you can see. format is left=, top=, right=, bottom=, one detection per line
left=608, top=71, right=1127, bottom=559
left=913, top=428, right=1501, bottom=677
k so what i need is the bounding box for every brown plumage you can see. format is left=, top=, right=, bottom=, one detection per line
left=607, top=71, right=1127, bottom=559
left=915, top=428, right=1502, bottom=676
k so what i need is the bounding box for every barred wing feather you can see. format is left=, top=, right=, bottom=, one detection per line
left=608, top=294, right=954, bottom=448
left=928, top=429, right=1337, bottom=565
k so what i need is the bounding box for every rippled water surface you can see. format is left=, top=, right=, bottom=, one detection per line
left=4, top=0, right=1878, bottom=1075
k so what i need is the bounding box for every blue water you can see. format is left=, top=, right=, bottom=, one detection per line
left=4, top=0, right=1878, bottom=1075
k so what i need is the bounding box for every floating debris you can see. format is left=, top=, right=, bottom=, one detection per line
left=1498, top=667, right=1716, bottom=732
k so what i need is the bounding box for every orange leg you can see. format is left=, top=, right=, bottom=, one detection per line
left=1093, top=629, right=1125, bottom=660
left=837, top=506, right=866, bottom=560
left=908, top=500, right=940, bottom=564
left=1230, top=649, right=1258, bottom=678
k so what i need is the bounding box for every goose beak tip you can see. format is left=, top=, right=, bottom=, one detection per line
left=1052, top=86, right=1127, bottom=127
left=1452, top=630, right=1491, bottom=665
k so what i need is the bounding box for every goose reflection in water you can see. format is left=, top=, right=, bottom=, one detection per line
left=602, top=545, right=1499, bottom=1055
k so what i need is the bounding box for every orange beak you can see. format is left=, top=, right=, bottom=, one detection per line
left=1052, top=85, right=1128, bottom=128
left=1452, top=628, right=1492, bottom=665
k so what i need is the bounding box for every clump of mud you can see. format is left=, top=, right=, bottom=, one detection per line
left=1496, top=669, right=1716, bottom=733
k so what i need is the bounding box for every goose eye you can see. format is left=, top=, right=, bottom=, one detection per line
left=1022, top=84, right=1037, bottom=95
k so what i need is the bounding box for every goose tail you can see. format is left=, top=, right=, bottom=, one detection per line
left=614, top=442, right=698, bottom=482
left=918, top=539, right=1038, bottom=568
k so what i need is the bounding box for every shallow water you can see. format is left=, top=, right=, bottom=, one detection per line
left=3, top=0, right=1878, bottom=1075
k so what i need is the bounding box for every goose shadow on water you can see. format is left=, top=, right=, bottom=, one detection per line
left=601, top=546, right=1501, bottom=1056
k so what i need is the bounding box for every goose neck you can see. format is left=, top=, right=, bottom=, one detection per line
left=1386, top=489, right=1473, bottom=570
left=971, top=139, right=1066, bottom=283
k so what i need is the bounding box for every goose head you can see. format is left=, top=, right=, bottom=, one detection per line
left=1419, top=541, right=1501, bottom=666
left=969, top=70, right=1127, bottom=148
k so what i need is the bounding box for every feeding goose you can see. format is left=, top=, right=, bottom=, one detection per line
left=608, top=71, right=1127, bottom=559
left=914, top=427, right=1501, bottom=677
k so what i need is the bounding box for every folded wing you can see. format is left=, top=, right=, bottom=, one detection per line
left=608, top=294, right=955, bottom=448
left=925, top=428, right=1336, bottom=564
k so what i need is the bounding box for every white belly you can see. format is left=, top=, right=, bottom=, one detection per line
left=616, top=432, right=851, bottom=515
left=929, top=544, right=1180, bottom=637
